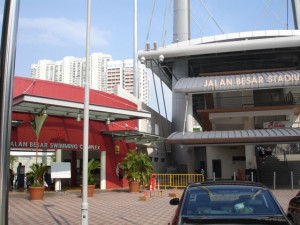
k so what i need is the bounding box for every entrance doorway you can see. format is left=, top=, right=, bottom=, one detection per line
left=212, top=159, right=222, bottom=178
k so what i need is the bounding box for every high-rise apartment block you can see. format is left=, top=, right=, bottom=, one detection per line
left=30, top=53, right=149, bottom=105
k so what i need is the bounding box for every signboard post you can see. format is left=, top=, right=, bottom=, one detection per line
left=51, top=162, right=71, bottom=192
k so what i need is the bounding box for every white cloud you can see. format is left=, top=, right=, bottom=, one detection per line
left=18, top=16, right=110, bottom=48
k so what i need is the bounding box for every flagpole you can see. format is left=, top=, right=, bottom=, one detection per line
left=81, top=0, right=91, bottom=224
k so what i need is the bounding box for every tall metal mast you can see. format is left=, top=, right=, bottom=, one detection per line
left=172, top=0, right=193, bottom=173
left=291, top=0, right=300, bottom=29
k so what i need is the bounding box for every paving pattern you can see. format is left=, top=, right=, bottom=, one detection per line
left=7, top=188, right=299, bottom=225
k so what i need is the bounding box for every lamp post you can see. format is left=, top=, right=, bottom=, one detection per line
left=133, top=0, right=139, bottom=98
left=81, top=0, right=91, bottom=224
left=0, top=0, right=20, bottom=224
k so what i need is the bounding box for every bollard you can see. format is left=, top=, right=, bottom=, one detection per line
left=213, top=172, right=216, bottom=181
left=291, top=171, right=294, bottom=190
left=139, top=190, right=150, bottom=201
left=273, top=172, right=276, bottom=190
left=233, top=172, right=236, bottom=181
left=169, top=187, right=177, bottom=197
left=251, top=172, right=254, bottom=182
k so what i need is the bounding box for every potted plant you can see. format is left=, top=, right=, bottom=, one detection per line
left=27, top=163, right=48, bottom=200
left=81, top=159, right=101, bottom=197
left=119, top=151, right=153, bottom=192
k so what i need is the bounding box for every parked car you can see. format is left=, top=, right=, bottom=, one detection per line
left=169, top=181, right=293, bottom=225
left=287, top=190, right=300, bottom=225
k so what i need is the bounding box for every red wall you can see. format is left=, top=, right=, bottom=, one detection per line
left=11, top=77, right=140, bottom=189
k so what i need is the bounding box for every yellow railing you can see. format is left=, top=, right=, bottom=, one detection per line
left=153, top=174, right=204, bottom=189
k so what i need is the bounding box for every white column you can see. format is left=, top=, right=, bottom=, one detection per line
left=100, top=151, right=106, bottom=190
left=55, top=149, right=62, bottom=192
left=244, top=117, right=256, bottom=169
left=245, top=145, right=257, bottom=169
left=172, top=0, right=190, bottom=172
left=186, top=94, right=194, bottom=173
left=172, top=60, right=188, bottom=169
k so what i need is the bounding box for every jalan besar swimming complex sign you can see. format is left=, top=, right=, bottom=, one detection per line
left=174, top=71, right=300, bottom=93
left=10, top=141, right=101, bottom=151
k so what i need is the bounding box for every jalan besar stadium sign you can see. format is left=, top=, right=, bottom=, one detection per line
left=175, top=71, right=300, bottom=93
left=10, top=141, right=100, bottom=150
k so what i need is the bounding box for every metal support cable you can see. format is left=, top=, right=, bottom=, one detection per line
left=254, top=0, right=286, bottom=30
left=263, top=0, right=286, bottom=28
left=152, top=59, right=177, bottom=84
left=161, top=0, right=172, bottom=47
left=150, top=60, right=165, bottom=139
left=159, top=76, right=169, bottom=153
left=160, top=78, right=168, bottom=121
left=145, top=0, right=157, bottom=43
left=150, top=60, right=162, bottom=116
left=190, top=13, right=209, bottom=37
left=198, top=0, right=224, bottom=34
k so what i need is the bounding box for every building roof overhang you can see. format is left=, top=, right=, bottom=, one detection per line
left=13, top=94, right=151, bottom=122
left=138, top=30, right=300, bottom=90
left=102, top=130, right=165, bottom=145
left=167, top=128, right=300, bottom=146
left=138, top=30, right=300, bottom=60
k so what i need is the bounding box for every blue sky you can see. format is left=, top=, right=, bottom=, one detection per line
left=0, top=0, right=294, bottom=76
left=0, top=0, right=296, bottom=119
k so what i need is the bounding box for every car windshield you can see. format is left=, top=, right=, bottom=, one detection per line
left=182, top=185, right=282, bottom=217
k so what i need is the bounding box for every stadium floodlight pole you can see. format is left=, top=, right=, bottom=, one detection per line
left=81, top=0, right=91, bottom=224
left=133, top=0, right=139, bottom=98
left=0, top=1, right=20, bottom=225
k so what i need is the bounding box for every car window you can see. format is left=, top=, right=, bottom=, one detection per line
left=182, top=185, right=281, bottom=216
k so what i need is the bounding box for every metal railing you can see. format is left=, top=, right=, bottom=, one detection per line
left=153, top=173, right=204, bottom=189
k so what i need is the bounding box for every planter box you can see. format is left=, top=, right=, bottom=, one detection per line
left=29, top=186, right=45, bottom=200
left=129, top=181, right=140, bottom=193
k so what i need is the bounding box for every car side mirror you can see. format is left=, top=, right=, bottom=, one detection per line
left=170, top=198, right=180, bottom=205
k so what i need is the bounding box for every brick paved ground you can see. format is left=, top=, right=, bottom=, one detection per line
left=7, top=188, right=299, bottom=225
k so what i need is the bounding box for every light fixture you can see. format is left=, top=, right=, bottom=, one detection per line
left=158, top=54, right=164, bottom=63
left=106, top=117, right=111, bottom=125
left=140, top=56, right=145, bottom=64
left=76, top=113, right=81, bottom=122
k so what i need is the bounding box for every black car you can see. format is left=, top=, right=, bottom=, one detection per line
left=287, top=191, right=300, bottom=225
left=169, top=181, right=293, bottom=225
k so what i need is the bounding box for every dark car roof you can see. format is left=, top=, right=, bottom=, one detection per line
left=187, top=181, right=268, bottom=188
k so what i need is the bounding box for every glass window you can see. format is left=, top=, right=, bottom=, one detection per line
left=182, top=186, right=281, bottom=216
